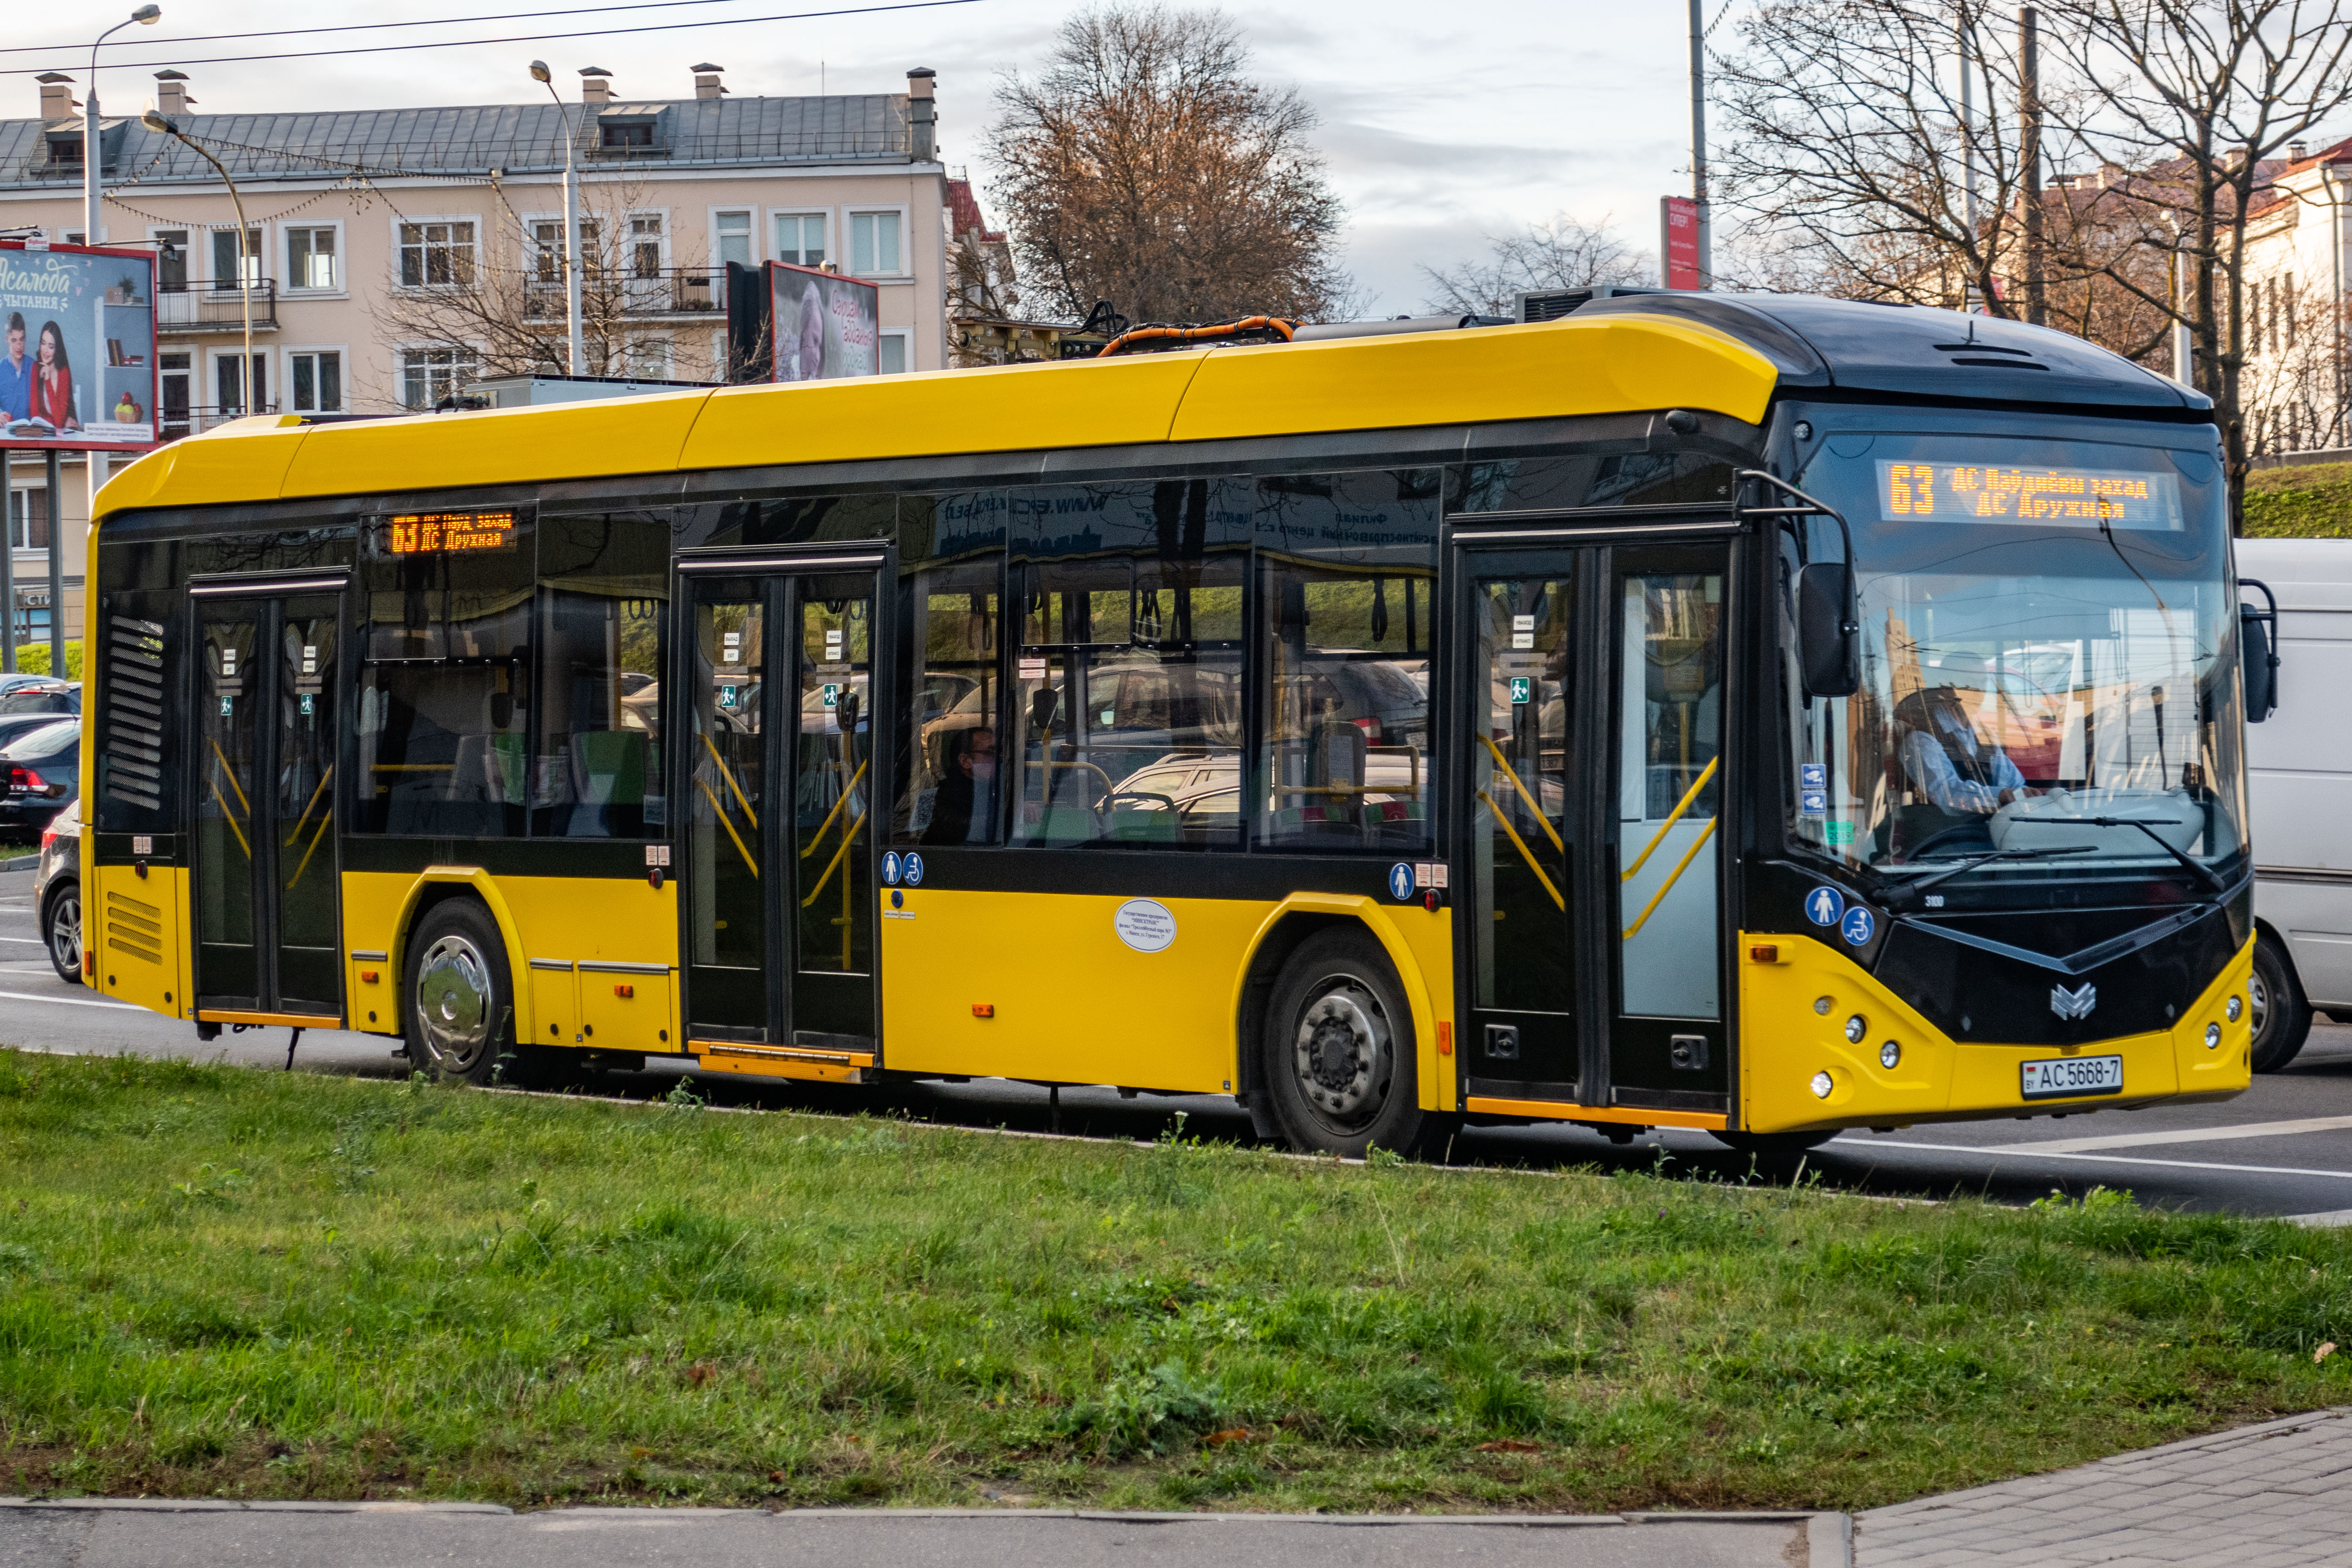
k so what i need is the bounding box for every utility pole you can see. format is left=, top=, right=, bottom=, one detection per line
left=83, top=7, right=162, bottom=245
left=43, top=450, right=62, bottom=677
left=1689, top=0, right=1712, bottom=288
left=1958, top=10, right=1981, bottom=310
left=530, top=61, right=587, bottom=375
left=2019, top=5, right=2046, bottom=326
left=2169, top=214, right=2196, bottom=392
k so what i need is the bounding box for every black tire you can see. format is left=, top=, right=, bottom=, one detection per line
left=1262, top=928, right=1445, bottom=1158
left=41, top=879, right=79, bottom=985
left=2250, top=933, right=2312, bottom=1074
left=404, top=899, right=524, bottom=1087
left=1709, top=1129, right=1838, bottom=1164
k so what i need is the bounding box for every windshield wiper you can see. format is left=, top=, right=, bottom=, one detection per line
left=2005, top=816, right=2229, bottom=895
left=1883, top=844, right=2100, bottom=907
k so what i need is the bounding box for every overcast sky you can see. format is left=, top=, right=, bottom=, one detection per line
left=23, top=0, right=1703, bottom=313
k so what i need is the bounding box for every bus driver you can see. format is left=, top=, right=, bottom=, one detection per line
left=1895, top=651, right=2044, bottom=815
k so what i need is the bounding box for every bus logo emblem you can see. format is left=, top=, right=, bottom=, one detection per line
left=1805, top=885, right=1844, bottom=926
left=1389, top=863, right=1414, bottom=901
left=2051, top=983, right=2097, bottom=1021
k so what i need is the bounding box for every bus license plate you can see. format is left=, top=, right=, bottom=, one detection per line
left=2021, top=1055, right=2125, bottom=1100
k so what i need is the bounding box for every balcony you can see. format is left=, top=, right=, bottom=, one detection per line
left=522, top=267, right=725, bottom=319
left=156, top=280, right=280, bottom=334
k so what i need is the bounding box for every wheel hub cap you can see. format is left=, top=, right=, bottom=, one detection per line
left=415, top=934, right=492, bottom=1069
left=1294, top=982, right=1388, bottom=1124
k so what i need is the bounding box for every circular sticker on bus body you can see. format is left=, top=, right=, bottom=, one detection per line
left=880, top=851, right=901, bottom=886
left=1805, top=885, right=1845, bottom=927
left=902, top=853, right=925, bottom=888
left=1841, top=906, right=1875, bottom=946
left=1114, top=899, right=1176, bottom=953
left=1389, top=863, right=1415, bottom=901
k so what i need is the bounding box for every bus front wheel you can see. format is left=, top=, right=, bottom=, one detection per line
left=1263, top=929, right=1442, bottom=1159
left=1709, top=1129, right=1837, bottom=1165
left=405, top=900, right=523, bottom=1088
left=2250, top=934, right=2312, bottom=1074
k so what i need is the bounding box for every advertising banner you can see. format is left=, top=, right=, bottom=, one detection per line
left=768, top=261, right=881, bottom=381
left=0, top=241, right=159, bottom=451
left=1660, top=196, right=1702, bottom=291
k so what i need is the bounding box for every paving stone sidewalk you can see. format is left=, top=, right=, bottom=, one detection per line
left=1855, top=1406, right=2352, bottom=1566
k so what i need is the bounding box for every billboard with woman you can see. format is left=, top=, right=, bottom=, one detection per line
left=0, top=241, right=157, bottom=451
left=768, top=261, right=881, bottom=382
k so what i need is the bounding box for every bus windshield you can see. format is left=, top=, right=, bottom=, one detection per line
left=1784, top=424, right=2245, bottom=887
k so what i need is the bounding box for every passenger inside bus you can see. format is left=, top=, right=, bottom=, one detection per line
left=923, top=726, right=997, bottom=845
left=1895, top=652, right=2045, bottom=816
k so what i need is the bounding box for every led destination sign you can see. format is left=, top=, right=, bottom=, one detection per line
left=1875, top=460, right=2182, bottom=530
left=385, top=510, right=519, bottom=555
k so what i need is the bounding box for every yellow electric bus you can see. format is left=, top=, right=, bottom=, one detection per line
left=79, top=291, right=2264, bottom=1156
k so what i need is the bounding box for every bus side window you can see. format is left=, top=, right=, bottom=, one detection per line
left=533, top=513, right=669, bottom=839
left=901, top=557, right=1003, bottom=845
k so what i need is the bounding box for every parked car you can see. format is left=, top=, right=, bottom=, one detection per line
left=0, top=672, right=63, bottom=699
left=33, top=796, right=78, bottom=984
left=0, top=680, right=77, bottom=715
left=0, top=718, right=79, bottom=841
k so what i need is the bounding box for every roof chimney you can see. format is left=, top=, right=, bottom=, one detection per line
left=2290, top=141, right=2311, bottom=163
left=153, top=69, right=193, bottom=118
left=35, top=73, right=75, bottom=123
left=580, top=66, right=613, bottom=105
left=907, top=67, right=935, bottom=162
left=691, top=62, right=726, bottom=100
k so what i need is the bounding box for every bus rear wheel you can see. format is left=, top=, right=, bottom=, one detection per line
left=406, top=900, right=525, bottom=1087
left=1263, top=929, right=1439, bottom=1159
left=2250, top=934, right=2311, bottom=1073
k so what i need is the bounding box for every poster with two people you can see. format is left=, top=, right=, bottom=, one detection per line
left=768, top=261, right=880, bottom=382
left=0, top=241, right=158, bottom=450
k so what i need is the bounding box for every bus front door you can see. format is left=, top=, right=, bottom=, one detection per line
left=190, top=575, right=348, bottom=1023
left=1457, top=536, right=1731, bottom=1116
left=679, top=554, right=885, bottom=1060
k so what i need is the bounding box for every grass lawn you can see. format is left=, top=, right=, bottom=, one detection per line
left=2246, top=461, right=2352, bottom=537
left=4, top=1050, right=2350, bottom=1514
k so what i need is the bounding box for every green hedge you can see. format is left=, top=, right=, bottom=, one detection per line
left=2245, top=462, right=2352, bottom=537
left=8, top=640, right=80, bottom=679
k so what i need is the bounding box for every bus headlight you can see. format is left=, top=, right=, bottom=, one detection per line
left=1845, top=1014, right=1867, bottom=1043
left=2226, top=995, right=2243, bottom=1023
left=1880, top=1040, right=1901, bottom=1070
left=2205, top=1023, right=2222, bottom=1049
left=1810, top=1070, right=1835, bottom=1099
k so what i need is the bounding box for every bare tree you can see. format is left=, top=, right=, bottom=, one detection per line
left=2041, top=0, right=2352, bottom=526
left=371, top=176, right=718, bottom=405
left=1418, top=213, right=1653, bottom=315
left=2242, top=268, right=2352, bottom=454
left=982, top=5, right=1350, bottom=324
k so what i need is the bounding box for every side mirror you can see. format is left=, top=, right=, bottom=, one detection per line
left=2240, top=578, right=2279, bottom=723
left=1797, top=562, right=1859, bottom=699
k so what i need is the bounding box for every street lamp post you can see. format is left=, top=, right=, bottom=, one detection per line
left=529, top=61, right=587, bottom=375
left=83, top=5, right=163, bottom=243
left=140, top=110, right=252, bottom=418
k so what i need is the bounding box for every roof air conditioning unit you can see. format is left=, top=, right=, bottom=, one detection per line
left=1515, top=284, right=1669, bottom=324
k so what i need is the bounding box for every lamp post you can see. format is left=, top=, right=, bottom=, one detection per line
left=140, top=110, right=252, bottom=417
left=529, top=60, right=586, bottom=375
left=84, top=5, right=163, bottom=244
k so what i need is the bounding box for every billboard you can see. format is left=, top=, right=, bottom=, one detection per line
left=0, top=241, right=159, bottom=451
left=768, top=261, right=881, bottom=381
left=1660, top=196, right=1702, bottom=291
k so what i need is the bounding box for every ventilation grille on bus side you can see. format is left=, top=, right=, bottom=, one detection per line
left=104, top=614, right=167, bottom=814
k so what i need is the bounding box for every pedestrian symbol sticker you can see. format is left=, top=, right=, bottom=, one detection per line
left=902, top=853, right=925, bottom=887
left=1509, top=676, right=1532, bottom=705
left=219, top=695, right=233, bottom=717
left=1805, top=885, right=1845, bottom=927
left=1841, top=906, right=1875, bottom=946
left=1388, top=863, right=1414, bottom=901
left=300, top=693, right=314, bottom=716
left=822, top=684, right=841, bottom=708
left=881, top=851, right=901, bottom=886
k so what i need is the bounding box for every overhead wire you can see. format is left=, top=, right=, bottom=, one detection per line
left=2, top=0, right=840, bottom=58
left=0, top=0, right=983, bottom=77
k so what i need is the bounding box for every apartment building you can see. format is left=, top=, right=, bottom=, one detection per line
left=0, top=63, right=964, bottom=648
left=2240, top=137, right=2352, bottom=456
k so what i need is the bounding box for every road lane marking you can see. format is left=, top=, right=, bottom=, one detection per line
left=1967, top=1115, right=2352, bottom=1155
left=1834, top=1137, right=2352, bottom=1181
left=0, top=987, right=140, bottom=1011
left=2288, top=1210, right=2352, bottom=1227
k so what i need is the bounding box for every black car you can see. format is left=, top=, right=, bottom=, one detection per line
left=0, top=718, right=79, bottom=840
left=34, top=796, right=78, bottom=983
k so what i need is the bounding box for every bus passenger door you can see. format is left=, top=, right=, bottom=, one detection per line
left=679, top=553, right=886, bottom=1060
left=190, top=575, right=348, bottom=1023
left=1456, top=536, right=1731, bottom=1113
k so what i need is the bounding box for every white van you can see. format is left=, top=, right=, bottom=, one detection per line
left=2238, top=536, right=2352, bottom=1069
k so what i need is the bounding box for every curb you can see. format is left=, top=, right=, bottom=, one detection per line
left=0, top=1497, right=512, bottom=1513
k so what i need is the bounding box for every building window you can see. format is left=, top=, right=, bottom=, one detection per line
left=45, top=137, right=82, bottom=167
left=532, top=220, right=566, bottom=284
left=211, top=226, right=261, bottom=287
left=215, top=352, right=267, bottom=417
left=600, top=121, right=654, bottom=150
left=286, top=226, right=338, bottom=290
left=630, top=214, right=664, bottom=277
left=715, top=210, right=752, bottom=269
left=879, top=331, right=908, bottom=375
left=290, top=350, right=343, bottom=414
left=623, top=337, right=671, bottom=378
left=775, top=212, right=825, bottom=268
left=153, top=229, right=189, bottom=288
left=398, top=221, right=477, bottom=288
left=400, top=347, right=478, bottom=409
left=849, top=211, right=901, bottom=275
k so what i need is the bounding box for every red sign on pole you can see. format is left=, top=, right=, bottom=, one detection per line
left=1660, top=196, right=1702, bottom=291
